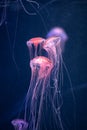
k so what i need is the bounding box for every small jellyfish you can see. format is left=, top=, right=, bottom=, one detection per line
left=26, top=37, right=45, bottom=59
left=11, top=119, right=28, bottom=130
left=46, top=27, right=68, bottom=52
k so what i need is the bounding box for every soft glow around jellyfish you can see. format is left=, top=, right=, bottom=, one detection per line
left=46, top=27, right=68, bottom=52
left=11, top=119, right=28, bottom=130
left=26, top=37, right=45, bottom=59
left=24, top=56, right=53, bottom=130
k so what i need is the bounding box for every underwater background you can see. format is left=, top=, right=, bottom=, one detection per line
left=0, top=0, right=87, bottom=130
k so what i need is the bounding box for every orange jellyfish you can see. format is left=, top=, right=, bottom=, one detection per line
left=26, top=37, right=45, bottom=59
left=24, top=56, right=53, bottom=130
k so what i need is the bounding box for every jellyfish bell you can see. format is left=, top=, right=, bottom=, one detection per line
left=30, top=56, right=53, bottom=78
left=44, top=36, right=61, bottom=48
left=43, top=36, right=61, bottom=64
left=46, top=27, right=68, bottom=42
left=43, top=36, right=61, bottom=54
left=46, top=27, right=68, bottom=52
left=27, top=37, right=45, bottom=48
left=11, top=119, right=28, bottom=130
left=26, top=37, right=45, bottom=59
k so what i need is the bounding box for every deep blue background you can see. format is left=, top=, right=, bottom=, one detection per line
left=0, top=0, right=87, bottom=130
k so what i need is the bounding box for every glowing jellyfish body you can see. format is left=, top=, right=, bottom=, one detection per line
left=24, top=56, right=53, bottom=130
left=27, top=37, right=45, bottom=59
left=11, top=119, right=28, bottom=130
left=43, top=36, right=62, bottom=90
left=43, top=36, right=61, bottom=64
left=30, top=56, right=53, bottom=78
left=46, top=27, right=68, bottom=52
left=46, top=27, right=68, bottom=42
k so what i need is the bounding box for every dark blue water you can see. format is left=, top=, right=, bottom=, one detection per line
left=0, top=0, right=87, bottom=130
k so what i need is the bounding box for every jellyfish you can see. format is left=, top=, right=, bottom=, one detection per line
left=43, top=36, right=61, bottom=63
left=41, top=28, right=68, bottom=130
left=46, top=27, right=68, bottom=52
left=11, top=119, right=28, bottom=130
left=42, top=36, right=64, bottom=130
left=44, top=28, right=68, bottom=99
left=26, top=37, right=45, bottom=59
left=24, top=56, right=53, bottom=130
left=43, top=36, right=63, bottom=91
